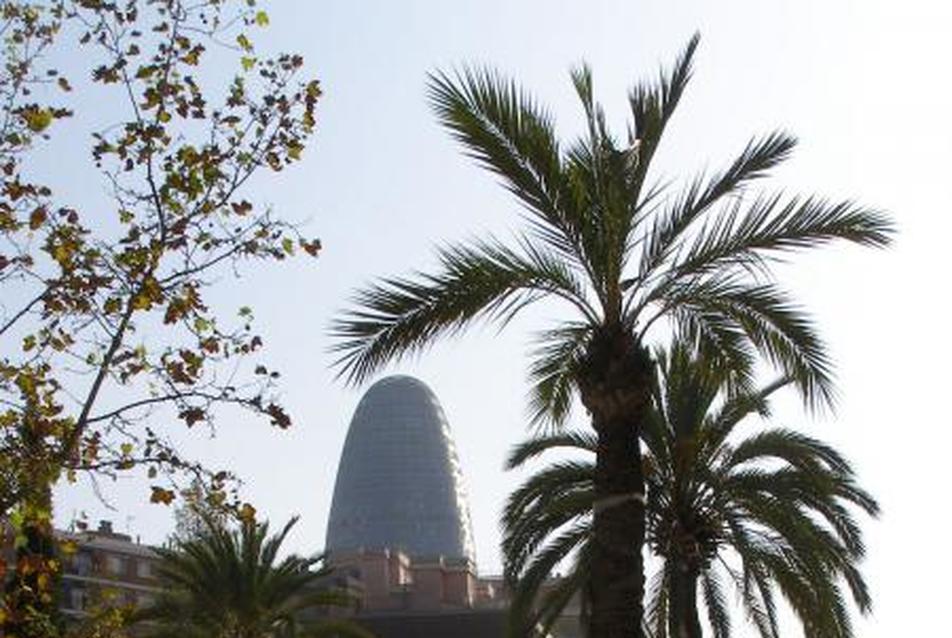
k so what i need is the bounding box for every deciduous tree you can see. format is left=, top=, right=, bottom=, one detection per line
left=0, top=1, right=321, bottom=632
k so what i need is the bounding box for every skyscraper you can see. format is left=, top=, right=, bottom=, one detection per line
left=325, top=375, right=476, bottom=565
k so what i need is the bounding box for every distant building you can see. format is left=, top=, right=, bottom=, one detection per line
left=326, top=375, right=477, bottom=564
left=324, top=375, right=584, bottom=637
left=59, top=520, right=161, bottom=620
left=3, top=374, right=584, bottom=637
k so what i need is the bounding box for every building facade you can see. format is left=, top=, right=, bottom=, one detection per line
left=58, top=520, right=162, bottom=621
left=326, top=375, right=477, bottom=565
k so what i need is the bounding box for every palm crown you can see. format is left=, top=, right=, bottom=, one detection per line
left=137, top=517, right=368, bottom=638
left=503, top=343, right=879, bottom=638
left=332, top=34, right=891, bottom=415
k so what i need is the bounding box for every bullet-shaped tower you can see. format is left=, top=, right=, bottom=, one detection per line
left=325, top=375, right=476, bottom=565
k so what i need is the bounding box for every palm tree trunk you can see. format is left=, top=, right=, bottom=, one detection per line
left=668, top=566, right=702, bottom=638
left=579, top=331, right=653, bottom=638
left=590, top=413, right=646, bottom=637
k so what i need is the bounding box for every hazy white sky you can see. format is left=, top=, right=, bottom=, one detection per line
left=53, top=1, right=951, bottom=634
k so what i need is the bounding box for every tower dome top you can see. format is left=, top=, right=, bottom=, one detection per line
left=325, top=375, right=476, bottom=565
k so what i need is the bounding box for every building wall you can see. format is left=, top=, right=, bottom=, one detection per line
left=58, top=521, right=162, bottom=619
left=328, top=547, right=500, bottom=615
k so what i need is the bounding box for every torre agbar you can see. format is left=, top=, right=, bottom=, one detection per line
left=326, top=375, right=477, bottom=567
left=322, top=376, right=520, bottom=633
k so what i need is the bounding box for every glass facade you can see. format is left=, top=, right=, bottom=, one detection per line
left=326, top=375, right=476, bottom=564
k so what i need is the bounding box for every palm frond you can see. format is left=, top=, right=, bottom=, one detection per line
left=670, top=193, right=894, bottom=281
left=427, top=67, right=588, bottom=268
left=634, top=131, right=798, bottom=284
left=508, top=524, right=592, bottom=637
left=522, top=544, right=593, bottom=638
left=505, top=430, right=597, bottom=470
left=331, top=237, right=590, bottom=384
left=526, top=324, right=593, bottom=429
left=628, top=32, right=700, bottom=203
left=667, top=299, right=758, bottom=394
left=725, top=428, right=851, bottom=474
left=644, top=566, right=671, bottom=638
left=701, top=567, right=731, bottom=638
left=503, top=464, right=594, bottom=580
left=665, top=277, right=833, bottom=411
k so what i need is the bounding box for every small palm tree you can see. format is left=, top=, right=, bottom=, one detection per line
left=503, top=343, right=879, bottom=638
left=137, top=516, right=370, bottom=638
left=331, top=35, right=892, bottom=635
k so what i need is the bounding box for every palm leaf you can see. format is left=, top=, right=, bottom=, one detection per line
left=331, top=237, right=591, bottom=383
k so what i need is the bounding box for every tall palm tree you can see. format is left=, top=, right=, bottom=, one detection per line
left=137, top=516, right=369, bottom=638
left=330, top=35, right=893, bottom=635
left=503, top=343, right=879, bottom=638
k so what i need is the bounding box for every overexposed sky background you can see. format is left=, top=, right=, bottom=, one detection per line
left=52, top=1, right=951, bottom=634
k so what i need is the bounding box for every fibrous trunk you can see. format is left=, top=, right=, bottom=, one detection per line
left=668, top=567, right=702, bottom=638
left=578, top=329, right=652, bottom=638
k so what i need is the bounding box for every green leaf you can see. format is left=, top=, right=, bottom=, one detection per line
left=236, top=33, right=252, bottom=52
left=282, top=237, right=294, bottom=255
left=194, top=317, right=211, bottom=333
left=254, top=10, right=269, bottom=26
left=241, top=56, right=256, bottom=72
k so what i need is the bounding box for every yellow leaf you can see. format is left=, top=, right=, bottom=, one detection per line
left=132, top=294, right=151, bottom=311
left=241, top=56, right=256, bottom=72
left=255, top=10, right=269, bottom=26
left=236, top=33, right=252, bottom=52
left=23, top=108, right=53, bottom=133
left=238, top=503, right=256, bottom=523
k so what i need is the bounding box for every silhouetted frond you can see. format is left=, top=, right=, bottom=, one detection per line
left=331, top=237, right=590, bottom=384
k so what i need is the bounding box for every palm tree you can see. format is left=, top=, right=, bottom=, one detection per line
left=137, top=516, right=370, bottom=638
left=330, top=35, right=893, bottom=635
left=503, top=343, right=879, bottom=638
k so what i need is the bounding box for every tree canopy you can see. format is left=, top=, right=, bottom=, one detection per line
left=1, top=1, right=321, bottom=632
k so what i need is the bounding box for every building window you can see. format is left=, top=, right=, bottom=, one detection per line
left=71, top=552, right=92, bottom=576
left=69, top=587, right=87, bottom=611
left=136, top=559, right=151, bottom=579
left=105, top=555, right=127, bottom=576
